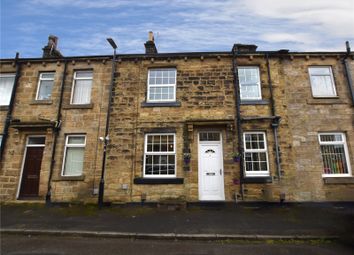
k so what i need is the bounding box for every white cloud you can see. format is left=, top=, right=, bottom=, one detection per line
left=259, top=33, right=316, bottom=44
left=4, top=0, right=354, bottom=57
left=241, top=0, right=354, bottom=37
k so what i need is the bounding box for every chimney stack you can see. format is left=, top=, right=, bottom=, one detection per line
left=42, top=35, right=63, bottom=58
left=144, top=31, right=158, bottom=54
left=232, top=43, right=258, bottom=53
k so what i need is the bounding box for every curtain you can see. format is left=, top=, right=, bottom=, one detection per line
left=38, top=80, right=54, bottom=100
left=72, top=79, right=92, bottom=104
left=64, top=147, right=84, bottom=176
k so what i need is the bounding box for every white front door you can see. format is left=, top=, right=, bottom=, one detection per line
left=198, top=132, right=225, bottom=201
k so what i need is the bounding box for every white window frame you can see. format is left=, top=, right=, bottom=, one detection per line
left=0, top=134, right=2, bottom=147
left=238, top=66, right=262, bottom=101
left=61, top=134, right=86, bottom=177
left=0, top=73, right=16, bottom=106
left=308, top=66, right=337, bottom=97
left=35, top=72, right=55, bottom=100
left=243, top=131, right=270, bottom=177
left=143, top=133, right=176, bottom=178
left=70, top=71, right=93, bottom=105
left=318, top=133, right=352, bottom=177
left=146, top=68, right=177, bottom=103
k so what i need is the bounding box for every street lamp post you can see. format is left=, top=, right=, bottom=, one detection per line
left=98, top=38, right=117, bottom=208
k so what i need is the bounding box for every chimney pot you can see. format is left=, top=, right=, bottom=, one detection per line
left=148, top=31, right=154, bottom=42
left=144, top=31, right=158, bottom=54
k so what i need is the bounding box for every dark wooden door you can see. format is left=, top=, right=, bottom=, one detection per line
left=19, top=147, right=44, bottom=197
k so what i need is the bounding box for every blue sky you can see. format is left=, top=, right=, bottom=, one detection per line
left=1, top=0, right=354, bottom=58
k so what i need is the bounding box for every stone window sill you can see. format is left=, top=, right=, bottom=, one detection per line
left=242, top=176, right=272, bottom=184
left=30, top=100, right=53, bottom=105
left=52, top=175, right=85, bottom=181
left=323, top=177, right=354, bottom=184
left=307, top=98, right=345, bottom=105
left=141, top=101, right=181, bottom=107
left=62, top=103, right=93, bottom=109
left=241, top=100, right=269, bottom=105
left=134, top=178, right=184, bottom=184
left=0, top=106, right=9, bottom=111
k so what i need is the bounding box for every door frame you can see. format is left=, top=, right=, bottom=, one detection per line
left=16, top=135, right=46, bottom=199
left=197, top=131, right=225, bottom=201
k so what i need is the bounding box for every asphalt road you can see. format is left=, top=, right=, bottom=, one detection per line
left=2, top=234, right=353, bottom=255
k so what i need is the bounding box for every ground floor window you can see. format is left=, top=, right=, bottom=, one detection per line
left=319, top=133, right=351, bottom=176
left=62, top=135, right=86, bottom=176
left=243, top=132, right=269, bottom=177
left=144, top=133, right=176, bottom=177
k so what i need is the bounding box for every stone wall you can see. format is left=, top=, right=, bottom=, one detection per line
left=283, top=55, right=354, bottom=201
left=1, top=51, right=353, bottom=203
left=0, top=59, right=111, bottom=202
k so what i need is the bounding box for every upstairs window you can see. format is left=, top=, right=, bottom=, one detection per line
left=144, top=133, right=176, bottom=177
left=36, top=72, right=55, bottom=100
left=243, top=132, right=269, bottom=177
left=0, top=74, right=15, bottom=106
left=62, top=135, right=86, bottom=176
left=71, top=71, right=93, bottom=104
left=319, top=133, right=351, bottom=177
left=238, top=67, right=262, bottom=100
left=147, top=68, right=176, bottom=102
left=308, top=67, right=336, bottom=97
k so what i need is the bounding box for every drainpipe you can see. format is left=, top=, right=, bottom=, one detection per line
left=231, top=45, right=244, bottom=200
left=45, top=60, right=67, bottom=204
left=266, top=54, right=282, bottom=179
left=343, top=41, right=354, bottom=106
left=0, top=52, right=21, bottom=161
left=98, top=39, right=117, bottom=208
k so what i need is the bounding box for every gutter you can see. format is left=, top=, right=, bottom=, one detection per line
left=231, top=45, right=244, bottom=200
left=266, top=54, right=282, bottom=179
left=0, top=51, right=348, bottom=63
left=0, top=53, right=21, bottom=161
left=46, top=61, right=68, bottom=204
left=342, top=41, right=354, bottom=106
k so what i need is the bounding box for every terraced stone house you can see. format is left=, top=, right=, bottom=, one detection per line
left=0, top=34, right=353, bottom=204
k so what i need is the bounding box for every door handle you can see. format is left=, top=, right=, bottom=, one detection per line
left=220, top=169, right=222, bottom=175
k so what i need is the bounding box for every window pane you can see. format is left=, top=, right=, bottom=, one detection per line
left=41, top=73, right=55, bottom=79
left=63, top=147, right=84, bottom=176
left=168, top=164, right=175, bottom=175
left=320, top=134, right=343, bottom=142
left=76, top=71, right=93, bottom=78
left=38, top=80, right=54, bottom=100
left=309, top=67, right=331, bottom=75
left=311, top=75, right=335, bottom=96
left=28, top=137, right=46, bottom=145
left=149, top=70, right=156, bottom=78
left=0, top=75, right=15, bottom=105
left=199, top=132, right=220, bottom=141
left=72, top=79, right=92, bottom=104
left=0, top=135, right=2, bottom=147
left=68, top=136, right=85, bottom=144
